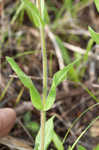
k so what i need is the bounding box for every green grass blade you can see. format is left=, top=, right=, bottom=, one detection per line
left=13, top=50, right=36, bottom=59
left=80, top=83, right=99, bottom=103
left=83, top=39, right=94, bottom=62
left=88, top=27, right=99, bottom=44
left=80, top=39, right=94, bottom=77
left=70, top=116, right=99, bottom=150
left=11, top=2, right=24, bottom=24
left=0, top=77, right=14, bottom=101
left=63, top=103, right=99, bottom=143
left=22, top=0, right=45, bottom=27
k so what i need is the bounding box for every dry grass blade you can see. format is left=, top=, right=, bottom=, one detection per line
left=63, top=42, right=99, bottom=60
left=0, top=136, right=33, bottom=150
left=45, top=25, right=69, bottom=92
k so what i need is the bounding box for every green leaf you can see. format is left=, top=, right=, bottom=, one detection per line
left=30, top=87, right=43, bottom=110
left=6, top=57, right=33, bottom=88
left=36, top=0, right=49, bottom=24
left=94, top=0, right=99, bottom=12
left=44, top=58, right=80, bottom=111
left=24, top=112, right=31, bottom=123
left=88, top=27, right=99, bottom=44
left=83, top=39, right=94, bottom=62
left=43, top=5, right=50, bottom=24
left=6, top=56, right=43, bottom=110
left=64, top=0, right=73, bottom=12
left=11, top=2, right=25, bottom=24
left=52, top=131, right=64, bottom=150
left=80, top=39, right=94, bottom=77
left=22, top=0, right=45, bottom=27
left=77, top=145, right=86, bottom=150
left=94, top=144, right=99, bottom=150
left=35, top=116, right=54, bottom=150
left=26, top=121, right=39, bottom=132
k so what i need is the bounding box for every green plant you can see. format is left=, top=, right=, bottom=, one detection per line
left=6, top=0, right=99, bottom=150
left=6, top=0, right=79, bottom=150
left=6, top=48, right=78, bottom=150
left=77, top=145, right=86, bottom=150
left=24, top=112, right=39, bottom=133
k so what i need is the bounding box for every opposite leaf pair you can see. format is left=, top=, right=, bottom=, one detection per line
left=6, top=56, right=80, bottom=111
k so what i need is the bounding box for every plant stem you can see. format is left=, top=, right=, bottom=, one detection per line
left=37, top=1, right=47, bottom=150
left=40, top=25, right=47, bottom=150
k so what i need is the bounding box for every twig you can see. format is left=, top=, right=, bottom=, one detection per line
left=63, top=42, right=99, bottom=60
left=45, top=26, right=64, bottom=69
left=9, top=74, right=52, bottom=81
left=66, top=29, right=90, bottom=36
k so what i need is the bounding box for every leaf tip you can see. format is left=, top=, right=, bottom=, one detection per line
left=6, top=56, right=11, bottom=62
left=88, top=26, right=93, bottom=32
